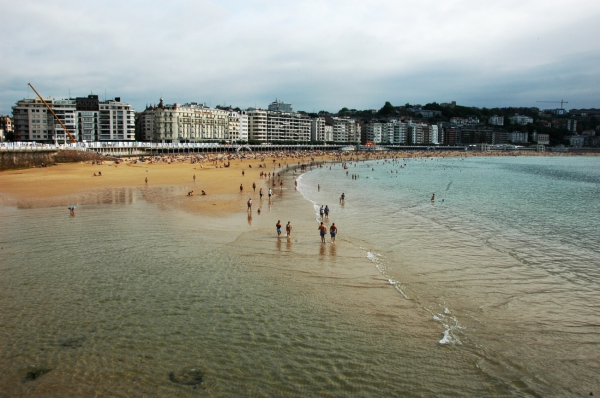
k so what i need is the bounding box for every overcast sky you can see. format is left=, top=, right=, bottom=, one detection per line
left=1, top=0, right=599, bottom=115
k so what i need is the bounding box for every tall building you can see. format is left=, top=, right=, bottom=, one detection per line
left=247, top=109, right=267, bottom=141
left=311, top=118, right=326, bottom=141
left=268, top=99, right=293, bottom=113
left=265, top=111, right=311, bottom=141
left=12, top=94, right=135, bottom=143
left=324, top=117, right=360, bottom=143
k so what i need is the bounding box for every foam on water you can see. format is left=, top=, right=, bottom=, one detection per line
left=366, top=251, right=409, bottom=300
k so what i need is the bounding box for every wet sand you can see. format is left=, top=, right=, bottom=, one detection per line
left=0, top=150, right=581, bottom=214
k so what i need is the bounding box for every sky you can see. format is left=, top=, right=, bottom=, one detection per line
left=1, top=0, right=599, bottom=115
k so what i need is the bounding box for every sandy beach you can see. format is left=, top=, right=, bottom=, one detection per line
left=0, top=149, right=576, bottom=214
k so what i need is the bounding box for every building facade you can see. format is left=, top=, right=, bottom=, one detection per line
left=12, top=95, right=135, bottom=143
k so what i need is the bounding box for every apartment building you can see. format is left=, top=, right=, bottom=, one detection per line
left=0, top=115, right=13, bottom=137
left=509, top=131, right=529, bottom=144
left=149, top=99, right=229, bottom=142
left=311, top=118, right=326, bottom=141
left=265, top=112, right=311, bottom=141
left=12, top=95, right=135, bottom=143
left=509, top=114, right=534, bottom=125
left=488, top=115, right=504, bottom=126
left=267, top=99, right=293, bottom=113
left=324, top=117, right=360, bottom=143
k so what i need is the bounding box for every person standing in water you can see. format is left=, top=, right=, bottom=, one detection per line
left=431, top=193, right=435, bottom=202
left=286, top=221, right=292, bottom=237
left=259, top=188, right=264, bottom=199
left=318, top=222, right=327, bottom=243
left=319, top=205, right=324, bottom=219
left=339, top=193, right=345, bottom=204
left=324, top=205, right=329, bottom=219
left=247, top=198, right=252, bottom=212
left=276, top=220, right=282, bottom=237
left=329, top=223, right=338, bottom=243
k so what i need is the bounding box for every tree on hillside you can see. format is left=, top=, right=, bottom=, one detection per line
left=378, top=101, right=396, bottom=116
left=338, top=107, right=350, bottom=116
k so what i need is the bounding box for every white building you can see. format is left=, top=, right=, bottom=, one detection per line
left=311, top=118, right=326, bottom=141
left=268, top=99, right=293, bottom=113
left=324, top=117, right=360, bottom=142
left=489, top=115, right=504, bottom=126
left=509, top=131, right=529, bottom=143
left=509, top=114, right=534, bottom=125
left=364, top=123, right=382, bottom=143
left=393, top=123, right=408, bottom=144
left=151, top=99, right=229, bottom=142
left=247, top=109, right=267, bottom=141
left=266, top=111, right=311, bottom=141
left=12, top=95, right=135, bottom=143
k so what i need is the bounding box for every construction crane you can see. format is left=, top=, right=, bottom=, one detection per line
left=536, top=100, right=569, bottom=110
left=27, top=83, right=77, bottom=143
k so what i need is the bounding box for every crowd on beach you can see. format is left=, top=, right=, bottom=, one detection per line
left=73, top=148, right=595, bottom=243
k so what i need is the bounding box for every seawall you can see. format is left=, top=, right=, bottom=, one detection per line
left=0, top=150, right=106, bottom=171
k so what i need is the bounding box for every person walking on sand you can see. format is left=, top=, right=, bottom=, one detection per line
left=145, top=177, right=148, bottom=184
left=286, top=221, right=292, bottom=237
left=240, top=183, right=243, bottom=193
left=260, top=188, right=264, bottom=199
left=247, top=198, right=252, bottom=211
left=276, top=220, right=282, bottom=237
left=330, top=223, right=338, bottom=243
left=268, top=188, right=272, bottom=200
left=253, top=182, right=256, bottom=192
left=318, top=222, right=327, bottom=243
left=339, top=192, right=345, bottom=204
left=193, top=174, right=196, bottom=182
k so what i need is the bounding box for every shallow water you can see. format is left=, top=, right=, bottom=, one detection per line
left=0, top=156, right=598, bottom=397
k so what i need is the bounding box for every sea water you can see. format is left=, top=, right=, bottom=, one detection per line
left=0, top=156, right=598, bottom=397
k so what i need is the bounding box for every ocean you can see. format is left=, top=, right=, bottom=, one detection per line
left=0, top=155, right=598, bottom=397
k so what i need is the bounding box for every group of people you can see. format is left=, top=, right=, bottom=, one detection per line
left=275, top=219, right=338, bottom=243
left=318, top=222, right=337, bottom=243
left=319, top=205, right=330, bottom=219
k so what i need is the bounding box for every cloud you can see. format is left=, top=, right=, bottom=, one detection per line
left=1, top=0, right=599, bottom=115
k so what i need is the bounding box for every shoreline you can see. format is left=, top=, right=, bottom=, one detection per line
left=0, top=150, right=594, bottom=213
